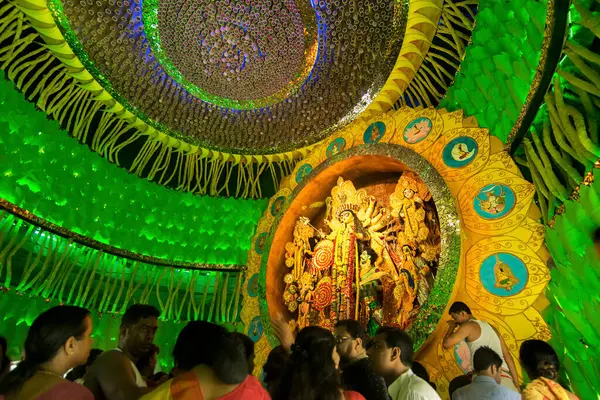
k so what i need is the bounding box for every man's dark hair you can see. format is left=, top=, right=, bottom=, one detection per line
left=448, top=375, right=472, bottom=397
left=376, top=327, right=413, bottom=367
left=473, top=346, right=502, bottom=373
left=335, top=320, right=366, bottom=348
left=448, top=302, right=472, bottom=315
left=121, top=304, right=160, bottom=327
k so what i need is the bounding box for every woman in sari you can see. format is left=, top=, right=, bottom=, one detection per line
left=141, top=321, right=269, bottom=400
left=271, top=326, right=365, bottom=400
left=520, top=340, right=579, bottom=400
left=0, top=306, right=94, bottom=400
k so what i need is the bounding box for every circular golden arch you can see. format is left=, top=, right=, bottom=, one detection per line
left=241, top=107, right=551, bottom=396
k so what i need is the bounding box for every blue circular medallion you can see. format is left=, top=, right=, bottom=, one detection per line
left=403, top=117, right=432, bottom=144
left=479, top=253, right=528, bottom=296
left=247, top=273, right=259, bottom=297
left=443, top=137, right=478, bottom=168
left=295, top=164, right=313, bottom=184
left=270, top=196, right=285, bottom=217
left=255, top=232, right=268, bottom=255
left=326, top=137, right=346, bottom=158
left=473, top=184, right=515, bottom=219
left=248, top=316, right=264, bottom=342
left=363, top=121, right=386, bottom=144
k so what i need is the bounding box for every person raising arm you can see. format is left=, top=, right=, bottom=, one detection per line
left=442, top=302, right=520, bottom=392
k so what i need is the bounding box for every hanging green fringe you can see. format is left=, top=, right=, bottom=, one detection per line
left=523, top=0, right=600, bottom=224
left=394, top=0, right=478, bottom=109
left=0, top=0, right=302, bottom=199
left=0, top=212, right=244, bottom=323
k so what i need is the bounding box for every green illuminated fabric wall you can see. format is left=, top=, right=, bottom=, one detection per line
left=440, top=0, right=546, bottom=142
left=544, top=173, right=600, bottom=399
left=0, top=73, right=268, bottom=265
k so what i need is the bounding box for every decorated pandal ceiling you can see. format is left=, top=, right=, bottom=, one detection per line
left=2, top=0, right=600, bottom=397
left=50, top=0, right=406, bottom=152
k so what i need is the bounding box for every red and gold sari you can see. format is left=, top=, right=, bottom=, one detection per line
left=140, top=371, right=270, bottom=400
left=522, top=377, right=579, bottom=400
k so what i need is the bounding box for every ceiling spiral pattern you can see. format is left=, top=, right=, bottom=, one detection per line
left=51, top=0, right=408, bottom=153
left=147, top=0, right=317, bottom=107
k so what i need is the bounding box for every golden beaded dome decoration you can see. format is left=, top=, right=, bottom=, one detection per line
left=51, top=0, right=408, bottom=153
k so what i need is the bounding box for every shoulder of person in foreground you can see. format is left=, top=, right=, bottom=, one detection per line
left=355, top=364, right=389, bottom=400
left=90, top=350, right=152, bottom=400
left=343, top=390, right=367, bottom=400
left=242, top=375, right=271, bottom=399
left=407, top=379, right=441, bottom=400
left=38, top=380, right=96, bottom=400
left=138, top=376, right=172, bottom=400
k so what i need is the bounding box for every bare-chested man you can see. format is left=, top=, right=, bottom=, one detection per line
left=442, top=302, right=520, bottom=392
left=84, top=304, right=159, bottom=400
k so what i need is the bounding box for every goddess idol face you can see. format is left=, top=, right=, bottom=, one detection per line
left=340, top=210, right=354, bottom=224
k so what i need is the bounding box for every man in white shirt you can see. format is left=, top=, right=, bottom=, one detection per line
left=442, top=302, right=520, bottom=392
left=368, top=327, right=441, bottom=400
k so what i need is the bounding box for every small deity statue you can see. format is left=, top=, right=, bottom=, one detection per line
left=390, top=172, right=432, bottom=245
left=297, top=272, right=316, bottom=329
left=284, top=219, right=316, bottom=284
left=493, top=255, right=519, bottom=291
left=401, top=244, right=433, bottom=306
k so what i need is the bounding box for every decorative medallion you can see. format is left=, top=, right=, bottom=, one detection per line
left=326, top=138, right=347, bottom=158
left=363, top=121, right=387, bottom=144
left=248, top=316, right=264, bottom=342
left=403, top=117, right=433, bottom=144
left=255, top=232, right=268, bottom=255
left=473, top=184, right=516, bottom=219
left=312, top=240, right=334, bottom=271
left=295, top=164, right=313, bottom=184
left=443, top=137, right=478, bottom=168
left=479, top=253, right=528, bottom=296
left=270, top=196, right=286, bottom=217
left=313, top=277, right=334, bottom=311
left=247, top=273, right=259, bottom=297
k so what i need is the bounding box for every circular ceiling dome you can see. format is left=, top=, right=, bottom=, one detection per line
left=154, top=0, right=318, bottom=107
left=55, top=0, right=408, bottom=152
